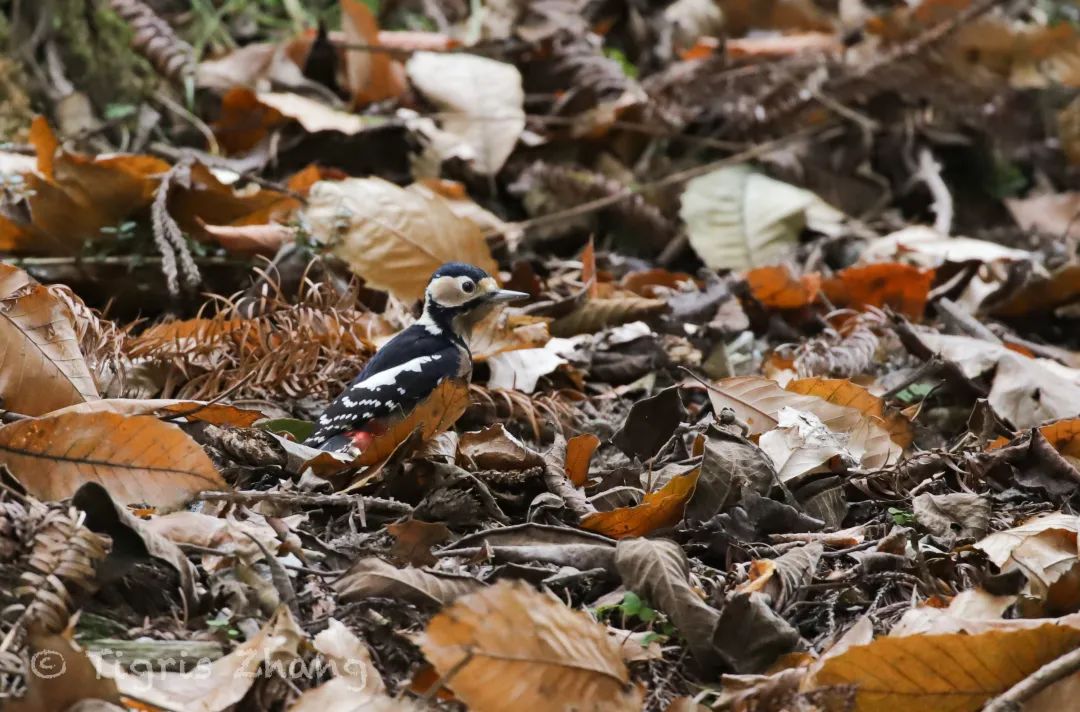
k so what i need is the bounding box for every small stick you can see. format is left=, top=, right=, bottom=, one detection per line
left=984, top=645, right=1080, bottom=712
left=195, top=490, right=413, bottom=515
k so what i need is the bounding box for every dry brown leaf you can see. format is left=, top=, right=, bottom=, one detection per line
left=407, top=179, right=525, bottom=248
left=1, top=117, right=170, bottom=254
left=0, top=411, right=226, bottom=510
left=418, top=579, right=642, bottom=712
left=614, top=538, right=720, bottom=666
left=405, top=52, right=525, bottom=175
left=465, top=307, right=550, bottom=361
left=990, top=419, right=1080, bottom=462
left=199, top=220, right=297, bottom=257
left=985, top=264, right=1080, bottom=318
left=0, top=264, right=99, bottom=415
left=457, top=423, right=544, bottom=471
left=566, top=433, right=601, bottom=487
left=388, top=519, right=453, bottom=567
left=786, top=377, right=912, bottom=448
left=550, top=297, right=668, bottom=337
left=809, top=623, right=1080, bottom=712
left=46, top=398, right=266, bottom=427
left=304, top=177, right=498, bottom=301
left=100, top=606, right=305, bottom=712
left=333, top=556, right=484, bottom=606
left=580, top=469, right=700, bottom=539
left=973, top=513, right=1079, bottom=600
left=6, top=629, right=122, bottom=712
left=340, top=0, right=406, bottom=106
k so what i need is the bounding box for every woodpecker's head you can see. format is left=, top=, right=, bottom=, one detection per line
left=421, top=263, right=527, bottom=337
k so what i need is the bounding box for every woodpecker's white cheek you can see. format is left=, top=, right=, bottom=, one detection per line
left=428, top=275, right=472, bottom=307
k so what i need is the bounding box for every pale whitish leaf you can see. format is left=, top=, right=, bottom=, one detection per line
left=256, top=92, right=382, bottom=135
left=759, top=408, right=850, bottom=484
left=406, top=52, right=525, bottom=175
left=708, top=376, right=899, bottom=469
left=860, top=225, right=1031, bottom=267
left=680, top=165, right=846, bottom=271
left=418, top=580, right=641, bottom=712
left=487, top=347, right=566, bottom=393
left=304, top=177, right=498, bottom=301
left=918, top=332, right=1080, bottom=428
left=973, top=512, right=1080, bottom=596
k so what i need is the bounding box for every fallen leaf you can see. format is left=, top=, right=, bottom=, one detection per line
left=100, top=606, right=305, bottom=712
left=0, top=264, right=99, bottom=415
left=340, top=0, right=406, bottom=105
left=566, top=433, right=601, bottom=487
left=759, top=407, right=851, bottom=484
left=199, top=220, right=297, bottom=257
left=405, top=52, right=525, bottom=175
left=289, top=618, right=404, bottom=711
left=6, top=630, right=121, bottom=712
left=458, top=423, right=544, bottom=471
left=984, top=264, right=1080, bottom=318
left=304, top=177, right=499, bottom=301
left=1005, top=192, right=1080, bottom=241
left=823, top=262, right=935, bottom=319
left=614, top=538, right=720, bottom=666
left=549, top=297, right=668, bottom=337
left=611, top=387, right=686, bottom=462
left=485, top=347, right=567, bottom=393
left=464, top=307, right=550, bottom=361
left=417, top=579, right=642, bottom=712
left=0, top=411, right=226, bottom=510
left=786, top=377, right=913, bottom=447
left=810, top=623, right=1080, bottom=712
left=680, top=164, right=847, bottom=271
left=388, top=520, right=453, bottom=567
left=990, top=418, right=1080, bottom=462
left=46, top=398, right=266, bottom=428
left=973, top=512, right=1080, bottom=600
left=744, top=265, right=821, bottom=309
left=713, top=592, right=806, bottom=674
left=859, top=226, right=1031, bottom=267
left=256, top=91, right=384, bottom=135
left=912, top=492, right=990, bottom=547
left=580, top=469, right=700, bottom=539
left=334, top=556, right=484, bottom=606
left=686, top=425, right=777, bottom=521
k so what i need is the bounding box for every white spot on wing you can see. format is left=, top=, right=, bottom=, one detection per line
left=353, top=354, right=442, bottom=390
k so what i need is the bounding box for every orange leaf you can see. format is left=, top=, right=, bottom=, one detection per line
left=823, top=262, right=934, bottom=319
left=990, top=418, right=1080, bottom=457
left=29, top=115, right=59, bottom=178
left=987, top=265, right=1080, bottom=318
left=566, top=433, right=601, bottom=487
left=620, top=269, right=695, bottom=298
left=580, top=469, right=700, bottom=539
left=286, top=163, right=349, bottom=195
left=212, top=87, right=287, bottom=154
left=745, top=265, right=822, bottom=309
left=0, top=412, right=226, bottom=510
left=340, top=0, right=406, bottom=106
left=581, top=238, right=599, bottom=298
left=786, top=377, right=913, bottom=448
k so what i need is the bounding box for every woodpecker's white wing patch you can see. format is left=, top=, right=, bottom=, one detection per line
left=305, top=349, right=460, bottom=450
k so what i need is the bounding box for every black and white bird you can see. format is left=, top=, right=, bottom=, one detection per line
left=305, top=263, right=527, bottom=454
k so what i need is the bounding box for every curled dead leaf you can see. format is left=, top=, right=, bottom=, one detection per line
left=580, top=469, right=700, bottom=539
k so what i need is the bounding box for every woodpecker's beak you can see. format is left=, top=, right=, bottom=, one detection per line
left=488, top=289, right=529, bottom=303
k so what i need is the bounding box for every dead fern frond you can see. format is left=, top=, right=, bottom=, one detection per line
left=787, top=310, right=886, bottom=379
left=109, top=0, right=195, bottom=81
left=465, top=385, right=582, bottom=439
left=124, top=278, right=392, bottom=402
left=0, top=490, right=109, bottom=664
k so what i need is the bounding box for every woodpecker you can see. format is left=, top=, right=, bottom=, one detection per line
left=305, top=263, right=527, bottom=454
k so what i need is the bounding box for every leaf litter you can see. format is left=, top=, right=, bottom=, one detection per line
left=0, top=0, right=1080, bottom=710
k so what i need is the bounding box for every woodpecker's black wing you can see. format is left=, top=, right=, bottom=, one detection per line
left=304, top=324, right=464, bottom=451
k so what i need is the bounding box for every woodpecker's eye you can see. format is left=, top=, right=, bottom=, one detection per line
left=461, top=279, right=476, bottom=294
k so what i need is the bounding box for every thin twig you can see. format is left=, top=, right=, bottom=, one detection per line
left=196, top=489, right=413, bottom=515
left=984, top=645, right=1080, bottom=712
